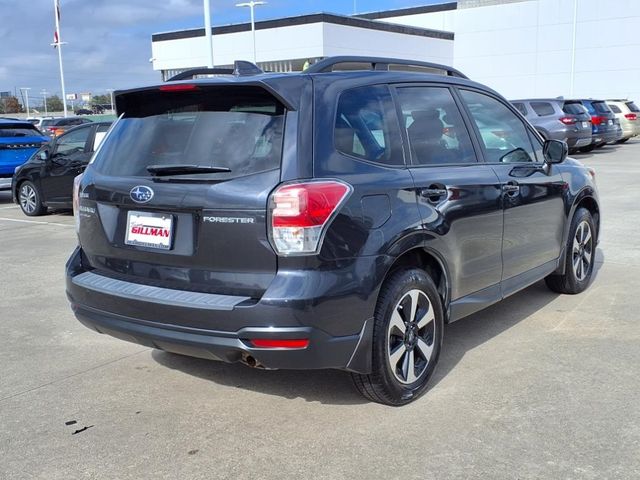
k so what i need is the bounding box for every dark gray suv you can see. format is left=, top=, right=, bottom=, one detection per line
left=511, top=98, right=592, bottom=152
left=66, top=57, right=600, bottom=405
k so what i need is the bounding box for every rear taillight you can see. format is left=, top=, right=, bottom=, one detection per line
left=559, top=117, right=577, bottom=125
left=591, top=115, right=605, bottom=126
left=269, top=180, right=352, bottom=255
left=250, top=339, right=309, bottom=349
left=72, top=174, right=83, bottom=234
left=625, top=113, right=637, bottom=121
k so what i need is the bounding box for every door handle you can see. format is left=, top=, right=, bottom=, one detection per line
left=502, top=183, right=520, bottom=195
left=420, top=186, right=448, bottom=202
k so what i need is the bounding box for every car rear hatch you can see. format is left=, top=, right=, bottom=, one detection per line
left=0, top=124, right=48, bottom=175
left=78, top=83, right=293, bottom=300
left=586, top=100, right=616, bottom=134
left=561, top=101, right=592, bottom=134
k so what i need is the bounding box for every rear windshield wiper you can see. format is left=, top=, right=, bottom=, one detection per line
left=146, top=164, right=231, bottom=176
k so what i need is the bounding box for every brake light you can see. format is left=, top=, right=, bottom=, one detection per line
left=158, top=84, right=199, bottom=92
left=625, top=113, right=637, bottom=121
left=250, top=339, right=309, bottom=349
left=591, top=115, right=605, bottom=126
left=269, top=180, right=351, bottom=255
left=72, top=173, right=83, bottom=235
left=559, top=117, right=577, bottom=125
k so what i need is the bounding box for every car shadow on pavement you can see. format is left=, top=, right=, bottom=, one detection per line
left=152, top=248, right=605, bottom=406
left=0, top=191, right=13, bottom=204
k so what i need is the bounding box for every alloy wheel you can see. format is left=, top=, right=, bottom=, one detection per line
left=572, top=220, right=593, bottom=281
left=19, top=184, right=37, bottom=215
left=386, top=289, right=436, bottom=384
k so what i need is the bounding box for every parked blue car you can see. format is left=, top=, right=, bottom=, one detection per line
left=0, top=119, right=49, bottom=190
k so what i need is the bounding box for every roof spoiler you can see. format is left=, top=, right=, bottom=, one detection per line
left=305, top=56, right=468, bottom=79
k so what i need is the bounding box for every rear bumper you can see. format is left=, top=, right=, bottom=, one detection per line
left=65, top=247, right=380, bottom=373
left=591, top=129, right=618, bottom=145
left=565, top=134, right=592, bottom=149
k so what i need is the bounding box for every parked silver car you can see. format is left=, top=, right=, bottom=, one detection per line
left=511, top=98, right=592, bottom=152
left=606, top=99, right=640, bottom=143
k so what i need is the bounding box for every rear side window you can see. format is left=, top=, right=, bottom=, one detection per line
left=626, top=101, right=640, bottom=113
left=461, top=90, right=539, bottom=164
left=530, top=102, right=555, bottom=117
left=0, top=124, right=41, bottom=137
left=396, top=86, right=476, bottom=165
left=93, top=86, right=285, bottom=179
left=608, top=104, right=622, bottom=113
left=335, top=85, right=403, bottom=165
left=512, top=102, right=528, bottom=116
left=562, top=102, right=587, bottom=115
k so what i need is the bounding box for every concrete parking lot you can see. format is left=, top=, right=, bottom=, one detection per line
left=1, top=143, right=638, bottom=480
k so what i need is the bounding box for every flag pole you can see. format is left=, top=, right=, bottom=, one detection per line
left=52, top=0, right=68, bottom=117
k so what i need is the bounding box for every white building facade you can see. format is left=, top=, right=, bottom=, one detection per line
left=151, top=0, right=640, bottom=100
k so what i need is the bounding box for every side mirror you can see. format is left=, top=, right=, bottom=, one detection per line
left=38, top=150, right=50, bottom=162
left=543, top=139, right=568, bottom=164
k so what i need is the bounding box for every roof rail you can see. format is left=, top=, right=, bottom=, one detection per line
left=167, top=60, right=264, bottom=81
left=305, top=56, right=468, bottom=79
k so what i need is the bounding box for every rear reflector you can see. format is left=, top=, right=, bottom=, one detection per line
left=269, top=180, right=352, bottom=255
left=250, top=339, right=310, bottom=349
left=158, top=84, right=199, bottom=92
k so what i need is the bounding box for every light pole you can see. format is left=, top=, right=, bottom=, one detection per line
left=106, top=88, right=115, bottom=114
left=203, top=0, right=214, bottom=67
left=41, top=89, right=48, bottom=115
left=236, top=1, right=266, bottom=64
left=20, top=88, right=31, bottom=117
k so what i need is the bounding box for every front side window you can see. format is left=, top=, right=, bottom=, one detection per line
left=396, top=86, right=476, bottom=165
left=55, top=126, right=91, bottom=155
left=335, top=85, right=403, bottom=165
left=460, top=90, right=538, bottom=164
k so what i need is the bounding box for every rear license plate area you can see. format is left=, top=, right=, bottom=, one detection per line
left=125, top=211, right=174, bottom=250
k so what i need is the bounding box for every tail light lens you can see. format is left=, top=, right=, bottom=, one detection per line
left=625, top=113, right=637, bottom=121
left=269, top=180, right=352, bottom=255
left=250, top=339, right=309, bottom=349
left=559, top=117, right=577, bottom=125
left=72, top=173, right=83, bottom=234
left=591, top=115, right=604, bottom=126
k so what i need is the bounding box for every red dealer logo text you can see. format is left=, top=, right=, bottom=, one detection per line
left=131, top=225, right=170, bottom=237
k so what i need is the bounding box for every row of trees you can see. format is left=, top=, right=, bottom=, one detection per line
left=0, top=95, right=66, bottom=114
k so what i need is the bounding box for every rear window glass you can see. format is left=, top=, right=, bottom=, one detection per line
left=92, top=86, right=285, bottom=179
left=530, top=102, right=555, bottom=116
left=562, top=102, right=587, bottom=115
left=0, top=124, right=41, bottom=137
left=41, top=119, right=55, bottom=128
left=608, top=104, right=622, bottom=113
left=626, top=101, right=640, bottom=113
left=592, top=101, right=612, bottom=114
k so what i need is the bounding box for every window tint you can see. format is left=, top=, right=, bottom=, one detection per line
left=396, top=86, right=476, bottom=165
left=608, top=104, right=622, bottom=113
left=562, top=102, right=587, bottom=115
left=0, top=123, right=41, bottom=137
left=530, top=102, right=555, bottom=117
left=55, top=126, right=91, bottom=155
left=93, top=86, right=285, bottom=179
left=626, top=101, right=640, bottom=113
left=592, top=101, right=612, bottom=114
left=460, top=90, right=538, bottom=164
left=335, top=85, right=403, bottom=165
left=512, top=102, right=528, bottom=116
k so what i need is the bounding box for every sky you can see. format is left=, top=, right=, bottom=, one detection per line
left=0, top=0, right=443, bottom=106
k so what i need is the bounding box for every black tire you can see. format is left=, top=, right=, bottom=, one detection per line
left=351, top=268, right=444, bottom=406
left=578, top=144, right=595, bottom=153
left=545, top=208, right=596, bottom=294
left=616, top=137, right=630, bottom=144
left=18, top=181, right=47, bottom=216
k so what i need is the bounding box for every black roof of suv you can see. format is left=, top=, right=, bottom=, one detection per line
left=66, top=56, right=600, bottom=405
